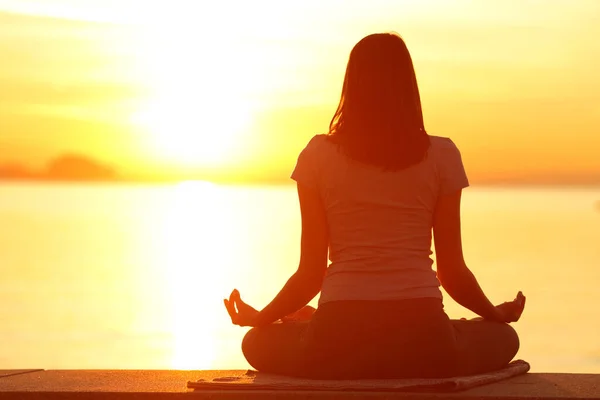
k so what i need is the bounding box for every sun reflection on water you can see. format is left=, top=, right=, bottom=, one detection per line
left=159, top=181, right=231, bottom=369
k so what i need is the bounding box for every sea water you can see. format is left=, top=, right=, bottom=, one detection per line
left=1, top=182, right=599, bottom=372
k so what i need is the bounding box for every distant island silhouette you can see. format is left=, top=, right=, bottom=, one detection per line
left=1, top=153, right=599, bottom=186
left=0, top=154, right=117, bottom=182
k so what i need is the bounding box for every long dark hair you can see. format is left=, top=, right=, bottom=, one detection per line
left=328, top=33, right=430, bottom=170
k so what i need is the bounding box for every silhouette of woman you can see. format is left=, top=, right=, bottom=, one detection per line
left=224, top=32, right=525, bottom=379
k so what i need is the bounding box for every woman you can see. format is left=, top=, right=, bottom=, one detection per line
left=224, top=32, right=525, bottom=379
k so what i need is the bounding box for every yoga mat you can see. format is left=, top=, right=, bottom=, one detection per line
left=188, top=359, right=530, bottom=393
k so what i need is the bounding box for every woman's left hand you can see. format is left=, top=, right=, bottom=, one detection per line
left=224, top=289, right=259, bottom=327
left=281, top=305, right=316, bottom=323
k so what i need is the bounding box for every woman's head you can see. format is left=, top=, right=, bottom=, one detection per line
left=328, top=32, right=429, bottom=170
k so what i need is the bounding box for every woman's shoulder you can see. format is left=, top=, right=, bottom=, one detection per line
left=302, top=134, right=335, bottom=154
left=428, top=135, right=460, bottom=150
left=428, top=135, right=463, bottom=158
left=306, top=134, right=330, bottom=146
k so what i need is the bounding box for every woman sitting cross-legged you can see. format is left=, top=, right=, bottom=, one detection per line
left=224, top=32, right=526, bottom=380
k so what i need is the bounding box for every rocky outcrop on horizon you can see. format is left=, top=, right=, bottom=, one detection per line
left=0, top=154, right=117, bottom=182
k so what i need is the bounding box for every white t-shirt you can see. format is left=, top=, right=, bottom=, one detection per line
left=291, top=134, right=469, bottom=305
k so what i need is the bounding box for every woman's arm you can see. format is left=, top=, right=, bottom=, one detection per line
left=252, top=183, right=329, bottom=327
left=433, top=190, right=505, bottom=322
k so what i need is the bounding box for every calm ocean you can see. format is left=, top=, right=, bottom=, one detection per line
left=1, top=182, right=599, bottom=372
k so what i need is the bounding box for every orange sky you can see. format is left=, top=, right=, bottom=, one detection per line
left=0, top=0, right=599, bottom=183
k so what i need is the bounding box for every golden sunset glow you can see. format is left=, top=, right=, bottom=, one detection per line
left=1, top=0, right=599, bottom=375
left=0, top=0, right=599, bottom=183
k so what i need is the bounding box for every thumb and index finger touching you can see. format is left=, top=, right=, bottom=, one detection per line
left=223, top=290, right=238, bottom=321
left=500, top=291, right=526, bottom=322
left=513, top=290, right=526, bottom=319
left=223, top=289, right=247, bottom=324
left=516, top=291, right=526, bottom=308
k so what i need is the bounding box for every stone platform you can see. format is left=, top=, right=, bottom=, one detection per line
left=0, top=369, right=598, bottom=399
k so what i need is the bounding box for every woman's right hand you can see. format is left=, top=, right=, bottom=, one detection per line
left=495, top=291, right=526, bottom=323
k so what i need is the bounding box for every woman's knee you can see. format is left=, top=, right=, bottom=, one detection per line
left=242, top=324, right=307, bottom=374
left=241, top=326, right=279, bottom=371
left=480, top=321, right=520, bottom=360
left=499, top=323, right=520, bottom=358
left=453, top=320, right=520, bottom=362
left=241, top=327, right=260, bottom=363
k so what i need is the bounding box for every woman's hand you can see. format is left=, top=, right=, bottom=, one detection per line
left=495, top=291, right=526, bottom=323
left=460, top=292, right=526, bottom=323
left=281, top=305, right=316, bottom=323
left=224, top=289, right=259, bottom=327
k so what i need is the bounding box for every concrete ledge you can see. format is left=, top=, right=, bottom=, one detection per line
left=0, top=370, right=44, bottom=378
left=0, top=370, right=598, bottom=400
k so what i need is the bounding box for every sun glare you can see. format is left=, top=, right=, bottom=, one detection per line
left=131, top=99, right=251, bottom=166
left=128, top=6, right=264, bottom=168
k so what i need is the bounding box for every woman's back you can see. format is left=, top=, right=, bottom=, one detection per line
left=292, top=134, right=469, bottom=304
left=227, top=32, right=523, bottom=380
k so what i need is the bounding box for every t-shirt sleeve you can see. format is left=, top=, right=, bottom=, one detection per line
left=439, top=139, right=470, bottom=194
left=290, top=135, right=322, bottom=190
